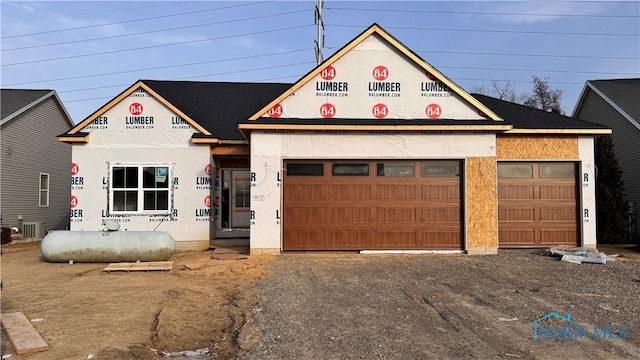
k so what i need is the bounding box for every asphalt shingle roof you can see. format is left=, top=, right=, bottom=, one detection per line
left=142, top=80, right=291, bottom=140
left=588, top=78, right=640, bottom=121
left=1, top=89, right=52, bottom=121
left=471, top=93, right=608, bottom=130
left=71, top=80, right=609, bottom=138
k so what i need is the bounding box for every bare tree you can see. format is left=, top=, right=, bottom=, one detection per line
left=472, top=80, right=522, bottom=103
left=522, top=76, right=564, bottom=114
left=472, top=76, right=564, bottom=114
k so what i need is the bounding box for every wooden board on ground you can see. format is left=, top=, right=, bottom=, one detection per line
left=103, top=261, right=173, bottom=272
left=211, top=246, right=249, bottom=254
left=1, top=312, right=49, bottom=354
left=211, top=247, right=249, bottom=260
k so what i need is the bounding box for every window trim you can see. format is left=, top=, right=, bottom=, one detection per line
left=286, top=163, right=324, bottom=176
left=331, top=163, right=370, bottom=177
left=108, top=162, right=173, bottom=216
left=497, top=163, right=534, bottom=179
left=421, top=161, right=461, bottom=177
left=376, top=162, right=415, bottom=177
left=539, top=162, right=576, bottom=179
left=39, top=172, right=50, bottom=207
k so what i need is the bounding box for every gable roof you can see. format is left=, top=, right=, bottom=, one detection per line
left=65, top=80, right=291, bottom=141
left=62, top=79, right=611, bottom=143
left=143, top=80, right=291, bottom=140
left=572, top=78, right=640, bottom=131
left=248, top=23, right=502, bottom=121
left=473, top=94, right=611, bottom=134
left=1, top=89, right=73, bottom=127
left=240, top=94, right=610, bottom=134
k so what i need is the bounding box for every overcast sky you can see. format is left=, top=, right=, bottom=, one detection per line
left=2, top=0, right=638, bottom=123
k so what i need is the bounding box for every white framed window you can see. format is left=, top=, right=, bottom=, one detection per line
left=39, top=173, right=49, bottom=207
left=109, top=163, right=172, bottom=215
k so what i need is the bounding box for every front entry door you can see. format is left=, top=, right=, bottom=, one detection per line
left=230, top=170, right=251, bottom=228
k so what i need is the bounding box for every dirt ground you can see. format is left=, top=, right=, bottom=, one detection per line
left=1, top=241, right=639, bottom=359
left=1, top=240, right=272, bottom=359
left=240, top=246, right=640, bottom=360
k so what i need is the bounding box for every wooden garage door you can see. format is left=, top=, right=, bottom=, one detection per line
left=283, top=160, right=462, bottom=250
left=498, top=162, right=579, bottom=247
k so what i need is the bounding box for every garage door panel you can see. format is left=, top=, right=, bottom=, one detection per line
left=328, top=231, right=374, bottom=248
left=284, top=160, right=462, bottom=250
left=539, top=185, right=576, bottom=200
left=421, top=207, right=460, bottom=223
left=498, top=162, right=578, bottom=247
left=286, top=207, right=325, bottom=223
left=285, top=185, right=327, bottom=201
left=499, top=229, right=536, bottom=245
left=377, top=207, right=416, bottom=223
left=539, top=208, right=576, bottom=221
left=329, top=185, right=373, bottom=199
left=329, top=207, right=374, bottom=223
left=283, top=231, right=327, bottom=249
left=376, top=231, right=417, bottom=248
left=498, top=185, right=535, bottom=200
left=422, top=184, right=459, bottom=200
left=419, top=231, right=463, bottom=248
left=377, top=185, right=417, bottom=199
left=540, top=229, right=577, bottom=244
left=499, top=207, right=535, bottom=221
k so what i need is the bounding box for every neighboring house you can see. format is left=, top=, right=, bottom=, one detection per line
left=1, top=89, right=74, bottom=237
left=59, top=24, right=610, bottom=254
left=573, top=78, right=640, bottom=233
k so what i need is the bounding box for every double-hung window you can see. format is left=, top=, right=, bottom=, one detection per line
left=110, top=164, right=171, bottom=214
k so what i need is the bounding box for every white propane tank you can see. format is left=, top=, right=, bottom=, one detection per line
left=41, top=230, right=175, bottom=263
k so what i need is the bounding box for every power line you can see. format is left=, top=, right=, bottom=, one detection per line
left=325, top=46, right=639, bottom=61
left=60, top=61, right=315, bottom=95
left=3, top=2, right=183, bottom=24
left=2, top=24, right=315, bottom=67
left=64, top=72, right=306, bottom=104
left=327, top=24, right=639, bottom=37
left=2, top=48, right=313, bottom=86
left=168, top=61, right=317, bottom=82
left=455, top=77, right=585, bottom=85
left=1, top=1, right=273, bottom=39
left=2, top=9, right=310, bottom=52
left=9, top=44, right=633, bottom=89
left=61, top=74, right=586, bottom=105
left=435, top=65, right=638, bottom=76
left=325, top=6, right=640, bottom=18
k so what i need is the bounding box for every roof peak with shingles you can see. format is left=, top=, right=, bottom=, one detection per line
left=65, top=80, right=292, bottom=140
left=1, top=89, right=54, bottom=122
left=249, top=23, right=502, bottom=122
left=586, top=78, right=640, bottom=124
left=1, top=89, right=74, bottom=128
left=472, top=93, right=609, bottom=133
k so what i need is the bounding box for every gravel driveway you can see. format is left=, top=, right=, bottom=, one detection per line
left=238, top=250, right=640, bottom=359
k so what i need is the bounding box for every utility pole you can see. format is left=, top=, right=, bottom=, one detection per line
left=314, top=0, right=324, bottom=65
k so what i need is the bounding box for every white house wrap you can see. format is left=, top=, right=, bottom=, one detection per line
left=59, top=24, right=609, bottom=254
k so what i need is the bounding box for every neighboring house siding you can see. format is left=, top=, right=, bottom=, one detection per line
left=1, top=97, right=72, bottom=232
left=574, top=89, right=640, bottom=213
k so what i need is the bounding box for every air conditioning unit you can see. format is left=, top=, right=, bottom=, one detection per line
left=22, top=221, right=45, bottom=239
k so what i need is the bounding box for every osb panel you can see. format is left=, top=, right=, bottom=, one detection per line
left=496, top=135, right=578, bottom=160
left=466, top=157, right=498, bottom=249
